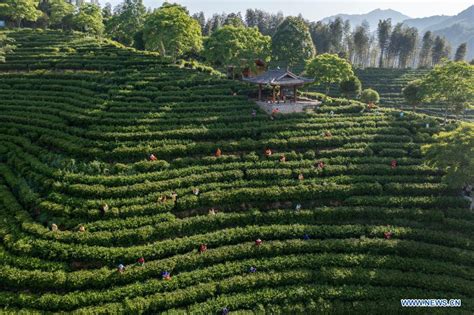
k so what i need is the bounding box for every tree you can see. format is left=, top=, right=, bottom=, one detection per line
left=132, top=30, right=145, bottom=50
left=102, top=2, right=113, bottom=22
left=105, top=0, right=146, bottom=46
left=253, top=9, right=270, bottom=35
left=192, top=11, right=205, bottom=33
left=398, top=26, right=418, bottom=68
left=454, top=43, right=467, bottom=62
left=418, top=31, right=433, bottom=68
left=343, top=20, right=354, bottom=62
left=3, top=0, right=41, bottom=27
left=143, top=3, right=202, bottom=59
left=245, top=9, right=282, bottom=36
left=339, top=75, right=362, bottom=99
left=309, top=22, right=331, bottom=54
left=422, top=123, right=474, bottom=189
left=271, top=16, right=315, bottom=68
left=49, top=0, right=74, bottom=28
left=37, top=0, right=52, bottom=27
left=431, top=36, right=450, bottom=65
left=305, top=53, right=354, bottom=94
left=328, top=17, right=344, bottom=54
left=420, top=60, right=474, bottom=121
left=245, top=9, right=257, bottom=27
left=0, top=34, right=14, bottom=63
left=267, top=11, right=284, bottom=36
left=203, top=26, right=271, bottom=77
left=205, top=13, right=226, bottom=35
left=385, top=23, right=418, bottom=68
left=223, top=12, right=244, bottom=28
left=352, top=22, right=370, bottom=68
left=360, top=88, right=380, bottom=105
left=402, top=79, right=423, bottom=112
left=0, top=35, right=5, bottom=63
left=377, top=18, right=391, bottom=68
left=72, top=3, right=104, bottom=34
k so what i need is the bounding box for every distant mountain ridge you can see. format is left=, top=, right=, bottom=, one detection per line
left=320, top=8, right=410, bottom=30
left=402, top=15, right=451, bottom=31
left=425, top=4, right=474, bottom=31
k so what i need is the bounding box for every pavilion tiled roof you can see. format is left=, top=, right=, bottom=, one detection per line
left=243, top=68, right=314, bottom=86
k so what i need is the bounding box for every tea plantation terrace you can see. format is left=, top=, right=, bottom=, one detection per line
left=0, top=29, right=473, bottom=313
left=306, top=67, right=474, bottom=121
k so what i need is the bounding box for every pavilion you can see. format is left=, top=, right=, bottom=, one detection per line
left=243, top=68, right=314, bottom=103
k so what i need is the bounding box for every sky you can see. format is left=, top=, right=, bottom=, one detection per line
left=100, top=0, right=474, bottom=21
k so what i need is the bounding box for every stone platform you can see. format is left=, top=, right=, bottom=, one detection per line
left=256, top=100, right=322, bottom=114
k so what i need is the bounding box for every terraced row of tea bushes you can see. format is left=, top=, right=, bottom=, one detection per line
left=303, top=68, right=427, bottom=106
left=304, top=68, right=474, bottom=120
left=0, top=29, right=472, bottom=313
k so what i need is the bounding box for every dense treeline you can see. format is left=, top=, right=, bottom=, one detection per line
left=1, top=0, right=471, bottom=69
left=194, top=12, right=465, bottom=69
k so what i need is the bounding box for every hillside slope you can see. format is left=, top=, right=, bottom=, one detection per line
left=0, top=30, right=473, bottom=313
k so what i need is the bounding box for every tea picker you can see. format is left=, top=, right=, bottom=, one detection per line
left=161, top=271, right=171, bottom=280
left=117, top=264, right=125, bottom=273
left=199, top=243, right=207, bottom=253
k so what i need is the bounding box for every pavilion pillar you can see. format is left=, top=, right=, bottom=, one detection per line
left=258, top=84, right=262, bottom=101
left=293, top=85, right=297, bottom=103
left=272, top=86, right=275, bottom=103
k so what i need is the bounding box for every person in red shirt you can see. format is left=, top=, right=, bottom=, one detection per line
left=255, top=239, right=262, bottom=246
left=384, top=231, right=393, bottom=239
left=391, top=160, right=397, bottom=169
left=137, top=257, right=145, bottom=266
left=149, top=154, right=157, bottom=161
left=199, top=244, right=207, bottom=253
left=271, top=108, right=279, bottom=117
left=316, top=161, right=325, bottom=169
